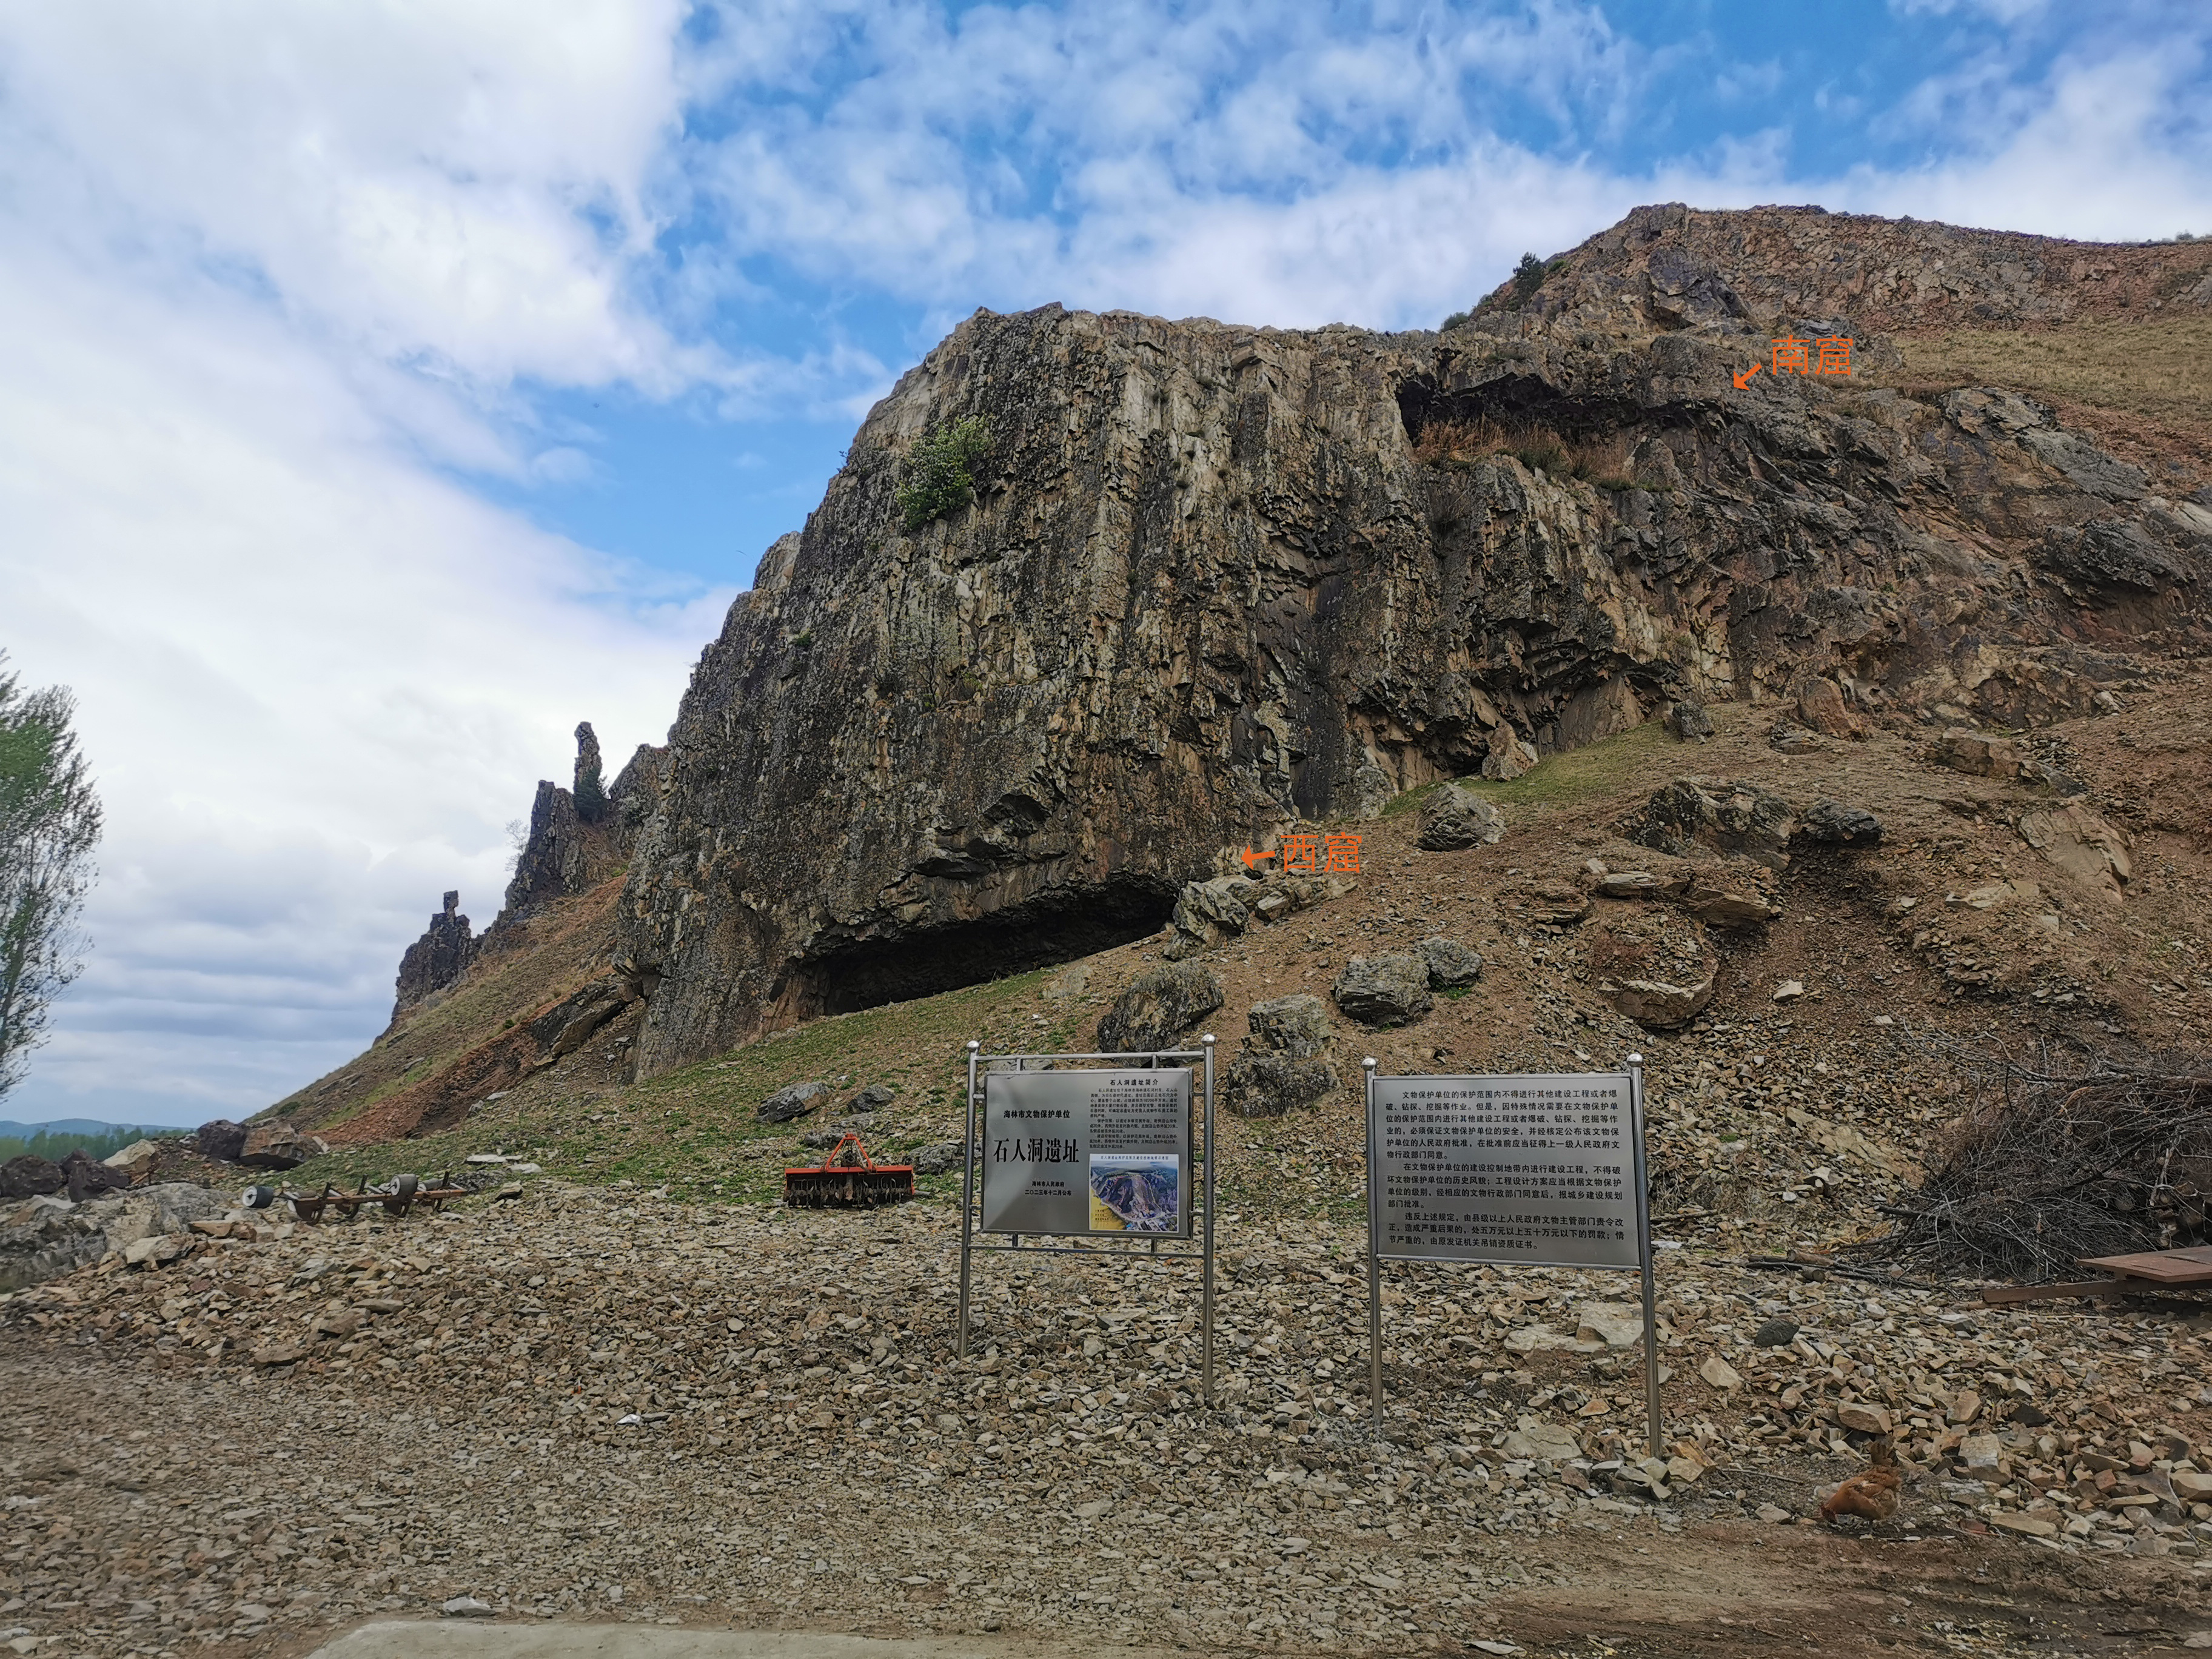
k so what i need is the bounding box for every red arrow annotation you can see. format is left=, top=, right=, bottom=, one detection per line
left=1732, top=362, right=1763, bottom=390
left=1240, top=846, right=1277, bottom=869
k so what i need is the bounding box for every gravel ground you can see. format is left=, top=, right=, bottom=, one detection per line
left=4, top=1187, right=2211, bottom=1658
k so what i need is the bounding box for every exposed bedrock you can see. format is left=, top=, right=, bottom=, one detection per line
left=620, top=267, right=2208, bottom=1076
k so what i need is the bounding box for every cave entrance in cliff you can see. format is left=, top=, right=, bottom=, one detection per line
left=1394, top=372, right=1651, bottom=447
left=788, top=877, right=1179, bottom=1017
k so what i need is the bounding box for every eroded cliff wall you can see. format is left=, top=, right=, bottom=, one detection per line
left=618, top=211, right=2210, bottom=1076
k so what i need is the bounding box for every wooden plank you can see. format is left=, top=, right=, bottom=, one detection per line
left=1982, top=1279, right=2129, bottom=1305
left=2077, top=1247, right=2212, bottom=1286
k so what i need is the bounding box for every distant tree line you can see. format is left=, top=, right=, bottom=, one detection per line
left=0, top=1123, right=163, bottom=1164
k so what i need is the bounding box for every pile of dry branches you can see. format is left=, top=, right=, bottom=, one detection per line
left=1858, top=1039, right=2211, bottom=1282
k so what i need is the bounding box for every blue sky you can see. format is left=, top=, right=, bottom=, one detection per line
left=0, top=0, right=2207, bottom=1126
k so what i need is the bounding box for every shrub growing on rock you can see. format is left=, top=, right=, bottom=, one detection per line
left=896, top=417, right=990, bottom=530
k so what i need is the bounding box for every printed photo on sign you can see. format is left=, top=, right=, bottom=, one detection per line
left=1088, top=1153, right=1179, bottom=1232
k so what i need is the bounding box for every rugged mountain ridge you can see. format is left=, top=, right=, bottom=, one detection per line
left=1475, top=200, right=2212, bottom=337
left=611, top=204, right=2212, bottom=1080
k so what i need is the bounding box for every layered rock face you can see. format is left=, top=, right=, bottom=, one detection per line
left=619, top=207, right=2211, bottom=1078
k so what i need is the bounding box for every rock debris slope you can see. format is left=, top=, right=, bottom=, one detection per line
left=2, top=1195, right=2207, bottom=1657
left=618, top=204, right=2210, bottom=1077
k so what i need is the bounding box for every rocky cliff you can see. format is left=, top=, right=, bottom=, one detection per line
left=389, top=890, right=475, bottom=1022
left=1471, top=201, right=2212, bottom=337
left=602, top=205, right=2209, bottom=1075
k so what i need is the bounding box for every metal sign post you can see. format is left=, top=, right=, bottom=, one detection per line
left=1365, top=1053, right=1662, bottom=1456
left=1627, top=1053, right=1660, bottom=1457
left=956, top=1036, right=1218, bottom=1405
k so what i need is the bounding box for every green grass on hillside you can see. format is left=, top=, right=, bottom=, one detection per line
left=278, top=965, right=1104, bottom=1209
left=1382, top=717, right=1675, bottom=819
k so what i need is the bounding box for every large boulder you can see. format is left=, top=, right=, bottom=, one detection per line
left=2017, top=802, right=2132, bottom=902
left=911, top=1141, right=967, bottom=1175
left=1173, top=877, right=1252, bottom=941
left=1415, top=783, right=1506, bottom=852
left=1504, top=879, right=1590, bottom=927
left=1481, top=725, right=1539, bottom=781
left=238, top=1123, right=327, bottom=1171
left=1247, top=994, right=1335, bottom=1059
left=1797, top=799, right=1883, bottom=845
left=1224, top=995, right=1339, bottom=1118
left=0, top=1181, right=228, bottom=1293
left=1418, top=936, right=1483, bottom=988
left=1096, top=962, right=1224, bottom=1055
left=1665, top=699, right=1715, bottom=743
left=193, top=1119, right=248, bottom=1163
left=1936, top=726, right=2020, bottom=777
left=1589, top=913, right=1716, bottom=1029
left=0, top=1156, right=64, bottom=1201
left=1330, top=955, right=1433, bottom=1026
left=759, top=1081, right=830, bottom=1123
left=58, top=1150, right=129, bottom=1202
left=101, top=1139, right=164, bottom=1173
left=1627, top=778, right=1795, bottom=870
left=1791, top=675, right=1865, bottom=739
left=1164, top=871, right=1338, bottom=959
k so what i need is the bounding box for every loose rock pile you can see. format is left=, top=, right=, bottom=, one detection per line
left=2, top=1184, right=2207, bottom=1655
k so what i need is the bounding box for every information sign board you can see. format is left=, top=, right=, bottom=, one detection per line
left=1370, top=1070, right=1640, bottom=1269
left=980, top=1068, right=1193, bottom=1239
left=1362, top=1057, right=1662, bottom=1453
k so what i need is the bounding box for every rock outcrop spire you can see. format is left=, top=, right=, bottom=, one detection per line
left=390, top=890, right=475, bottom=1022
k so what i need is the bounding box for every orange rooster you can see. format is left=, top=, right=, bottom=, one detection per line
left=1820, top=1435, right=1903, bottom=1525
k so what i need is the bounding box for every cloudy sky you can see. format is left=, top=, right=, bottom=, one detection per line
left=2, top=0, right=2207, bottom=1128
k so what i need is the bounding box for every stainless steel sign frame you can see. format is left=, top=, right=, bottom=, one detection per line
left=956, top=1037, right=1218, bottom=1404
left=1362, top=1053, right=1662, bottom=1453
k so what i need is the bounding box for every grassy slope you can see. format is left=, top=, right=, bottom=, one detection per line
left=275, top=879, right=624, bottom=1136
left=1880, top=316, right=2212, bottom=488
left=277, top=721, right=1684, bottom=1223
left=1382, top=719, right=1676, bottom=817
left=1891, top=317, right=2212, bottom=431
left=279, top=964, right=1102, bottom=1208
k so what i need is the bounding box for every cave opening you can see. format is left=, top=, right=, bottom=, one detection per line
left=1394, top=371, right=1655, bottom=447
left=788, top=874, right=1179, bottom=1017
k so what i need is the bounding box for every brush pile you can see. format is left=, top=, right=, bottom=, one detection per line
left=1862, top=1042, right=2212, bottom=1282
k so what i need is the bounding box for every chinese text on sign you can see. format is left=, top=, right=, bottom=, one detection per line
left=1370, top=1071, right=1640, bottom=1269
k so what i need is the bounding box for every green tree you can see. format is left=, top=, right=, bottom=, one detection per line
left=1512, top=252, right=1547, bottom=301
left=895, top=416, right=991, bottom=530
left=0, top=652, right=102, bottom=1104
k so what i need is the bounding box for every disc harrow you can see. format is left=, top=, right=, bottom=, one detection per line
left=783, top=1133, right=915, bottom=1208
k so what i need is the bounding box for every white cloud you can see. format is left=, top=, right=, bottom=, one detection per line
left=0, top=0, right=700, bottom=396
left=1828, top=31, right=2212, bottom=238
left=0, top=192, right=728, bottom=1128
left=5, top=0, right=2208, bottom=1130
